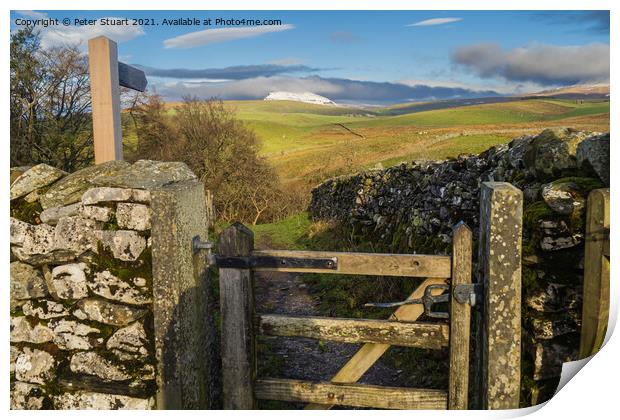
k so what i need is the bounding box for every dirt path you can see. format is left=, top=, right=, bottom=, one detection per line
left=254, top=270, right=414, bottom=388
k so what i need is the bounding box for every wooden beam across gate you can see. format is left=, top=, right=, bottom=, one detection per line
left=251, top=249, right=451, bottom=278
left=255, top=378, right=447, bottom=409
left=257, top=314, right=449, bottom=349
left=305, top=277, right=448, bottom=410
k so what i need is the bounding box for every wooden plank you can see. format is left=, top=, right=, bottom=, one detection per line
left=256, top=378, right=447, bottom=409
left=118, top=62, right=147, bottom=92
left=251, top=249, right=451, bottom=278
left=88, top=36, right=123, bottom=164
left=479, top=182, right=522, bottom=409
left=448, top=223, right=472, bottom=410
left=579, top=188, right=610, bottom=358
left=305, top=277, right=448, bottom=409
left=218, top=223, right=256, bottom=409
left=257, top=314, right=449, bottom=349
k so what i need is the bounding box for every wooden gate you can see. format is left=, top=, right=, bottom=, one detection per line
left=217, top=223, right=473, bottom=410
left=215, top=181, right=522, bottom=410
left=579, top=188, right=610, bottom=358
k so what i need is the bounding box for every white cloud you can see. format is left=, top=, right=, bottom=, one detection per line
left=14, top=11, right=144, bottom=50
left=407, top=17, right=462, bottom=27
left=163, top=24, right=295, bottom=49
left=15, top=10, right=48, bottom=20
left=40, top=19, right=145, bottom=50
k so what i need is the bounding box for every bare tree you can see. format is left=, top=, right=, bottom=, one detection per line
left=129, top=94, right=293, bottom=224
left=10, top=27, right=94, bottom=171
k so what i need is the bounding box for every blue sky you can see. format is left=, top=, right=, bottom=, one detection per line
left=11, top=10, right=610, bottom=104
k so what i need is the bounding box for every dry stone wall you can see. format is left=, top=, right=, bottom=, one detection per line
left=10, top=160, right=214, bottom=410
left=309, top=128, right=610, bottom=406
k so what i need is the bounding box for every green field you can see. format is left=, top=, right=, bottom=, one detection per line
left=225, top=99, right=609, bottom=157
left=140, top=97, right=608, bottom=198
left=225, top=98, right=609, bottom=190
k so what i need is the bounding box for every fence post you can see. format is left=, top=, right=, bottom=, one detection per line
left=448, top=222, right=472, bottom=409
left=218, top=223, right=256, bottom=409
left=579, top=188, right=610, bottom=358
left=88, top=36, right=123, bottom=163
left=478, top=182, right=523, bottom=409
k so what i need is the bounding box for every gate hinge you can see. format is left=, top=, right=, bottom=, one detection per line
left=453, top=283, right=484, bottom=307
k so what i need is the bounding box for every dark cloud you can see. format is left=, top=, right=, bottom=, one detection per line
left=136, top=64, right=325, bottom=80
left=451, top=43, right=609, bottom=86
left=533, top=11, right=609, bottom=34
left=150, top=75, right=501, bottom=104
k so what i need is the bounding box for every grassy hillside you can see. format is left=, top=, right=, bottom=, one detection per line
left=127, top=98, right=609, bottom=199
left=236, top=98, right=609, bottom=190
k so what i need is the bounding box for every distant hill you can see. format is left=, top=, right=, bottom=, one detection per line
left=525, top=84, right=609, bottom=99
left=264, top=91, right=336, bottom=106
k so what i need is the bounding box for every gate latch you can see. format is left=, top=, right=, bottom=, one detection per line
left=453, top=283, right=484, bottom=307
left=364, top=284, right=450, bottom=319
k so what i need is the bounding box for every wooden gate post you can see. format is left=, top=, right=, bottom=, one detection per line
left=448, top=222, right=472, bottom=409
left=579, top=188, right=610, bottom=358
left=88, top=36, right=123, bottom=163
left=478, top=182, right=523, bottom=409
left=218, top=222, right=256, bottom=409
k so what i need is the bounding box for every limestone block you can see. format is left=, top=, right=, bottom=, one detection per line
left=106, top=322, right=149, bottom=361
left=54, top=216, right=99, bottom=254
left=92, top=160, right=196, bottom=190
left=22, top=300, right=71, bottom=319
left=70, top=352, right=131, bottom=381
left=10, top=163, right=66, bottom=201
left=82, top=187, right=133, bottom=204
left=39, top=202, right=81, bottom=225
left=80, top=205, right=113, bottom=222
left=577, top=133, right=610, bottom=185
left=89, top=270, right=151, bottom=305
left=525, top=283, right=581, bottom=313
left=541, top=180, right=586, bottom=215
left=49, top=319, right=101, bottom=350
left=11, top=248, right=78, bottom=266
left=10, top=382, right=48, bottom=410
left=82, top=187, right=151, bottom=205
left=15, top=348, right=55, bottom=385
left=11, top=345, right=19, bottom=374
left=21, top=223, right=56, bottom=255
left=529, top=313, right=580, bottom=340
left=75, top=298, right=148, bottom=326
left=49, top=263, right=89, bottom=300
left=116, top=203, right=151, bottom=231
left=97, top=230, right=146, bottom=261
left=39, top=161, right=130, bottom=209
left=10, top=262, right=48, bottom=300
left=523, top=128, right=591, bottom=179
left=10, top=217, right=32, bottom=246
left=53, top=391, right=154, bottom=409
left=10, top=317, right=54, bottom=344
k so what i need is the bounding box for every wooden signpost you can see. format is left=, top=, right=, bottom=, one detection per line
left=87, top=36, right=147, bottom=164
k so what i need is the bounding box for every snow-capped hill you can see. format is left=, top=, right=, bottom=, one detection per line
left=264, top=91, right=336, bottom=105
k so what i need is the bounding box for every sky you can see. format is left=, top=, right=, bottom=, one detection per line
left=10, top=10, right=610, bottom=104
